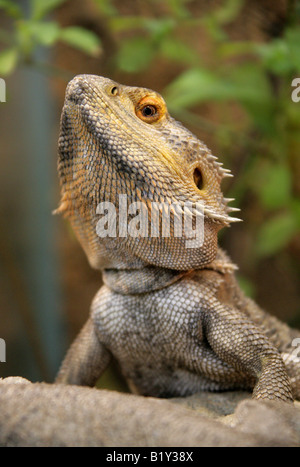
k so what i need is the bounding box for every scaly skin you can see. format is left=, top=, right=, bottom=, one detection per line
left=55, top=75, right=300, bottom=402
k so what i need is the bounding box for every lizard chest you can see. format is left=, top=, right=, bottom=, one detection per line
left=91, top=272, right=242, bottom=397
left=91, top=281, right=204, bottom=367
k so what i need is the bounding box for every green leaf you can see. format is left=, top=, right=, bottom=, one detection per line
left=256, top=164, right=292, bottom=210
left=31, top=0, right=67, bottom=20
left=165, top=0, right=191, bottom=19
left=0, top=0, right=22, bottom=18
left=229, top=64, right=274, bottom=133
left=93, top=0, right=118, bottom=17
left=144, top=18, right=176, bottom=40
left=0, top=47, right=18, bottom=75
left=213, top=0, right=244, bottom=25
left=109, top=16, right=145, bottom=32
left=255, top=212, right=298, bottom=257
left=291, top=199, right=300, bottom=227
left=285, top=27, right=300, bottom=72
left=256, top=40, right=292, bottom=75
left=236, top=274, right=256, bottom=298
left=116, top=37, right=155, bottom=72
left=164, top=64, right=273, bottom=118
left=160, top=37, right=198, bottom=65
left=256, top=27, right=300, bottom=75
left=28, top=21, right=61, bottom=46
left=59, top=27, right=101, bottom=56
left=16, top=20, right=35, bottom=56
left=219, top=41, right=256, bottom=59
left=164, top=68, right=231, bottom=110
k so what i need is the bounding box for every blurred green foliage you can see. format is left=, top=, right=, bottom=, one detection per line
left=0, top=0, right=101, bottom=74
left=0, top=0, right=299, bottom=296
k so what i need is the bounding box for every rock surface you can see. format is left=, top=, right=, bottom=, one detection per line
left=0, top=377, right=299, bottom=447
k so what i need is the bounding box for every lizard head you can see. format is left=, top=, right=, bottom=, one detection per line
left=56, top=74, right=240, bottom=271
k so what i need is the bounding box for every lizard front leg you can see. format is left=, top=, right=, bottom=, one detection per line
left=202, top=298, right=294, bottom=402
left=56, top=317, right=111, bottom=386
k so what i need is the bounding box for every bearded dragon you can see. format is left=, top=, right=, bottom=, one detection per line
left=55, top=74, right=300, bottom=402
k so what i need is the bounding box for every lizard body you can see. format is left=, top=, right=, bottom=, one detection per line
left=56, top=75, right=300, bottom=402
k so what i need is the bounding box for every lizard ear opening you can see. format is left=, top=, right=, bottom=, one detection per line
left=193, top=167, right=204, bottom=191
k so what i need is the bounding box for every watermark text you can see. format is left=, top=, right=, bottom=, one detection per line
left=96, top=195, right=205, bottom=248
left=291, top=78, right=300, bottom=103
left=0, top=78, right=6, bottom=103
left=282, top=338, right=300, bottom=365
left=0, top=338, right=6, bottom=362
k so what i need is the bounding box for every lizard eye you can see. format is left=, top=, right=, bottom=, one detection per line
left=135, top=97, right=164, bottom=123
left=141, top=105, right=157, bottom=117
left=193, top=167, right=204, bottom=190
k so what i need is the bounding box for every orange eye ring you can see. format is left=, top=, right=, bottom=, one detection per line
left=135, top=96, right=165, bottom=123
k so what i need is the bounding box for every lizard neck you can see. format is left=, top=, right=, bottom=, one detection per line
left=102, top=267, right=189, bottom=294
left=102, top=249, right=238, bottom=294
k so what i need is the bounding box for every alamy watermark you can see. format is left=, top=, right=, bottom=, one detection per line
left=290, top=338, right=300, bottom=363
left=0, top=78, right=6, bottom=103
left=96, top=195, right=205, bottom=248
left=0, top=338, right=6, bottom=362
left=281, top=338, right=300, bottom=365
left=0, top=81, right=8, bottom=363
left=291, top=78, right=300, bottom=103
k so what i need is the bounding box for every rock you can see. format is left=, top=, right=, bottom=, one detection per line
left=0, top=377, right=299, bottom=447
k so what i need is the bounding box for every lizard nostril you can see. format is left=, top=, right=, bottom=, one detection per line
left=110, top=86, right=119, bottom=96
left=66, top=78, right=89, bottom=103
left=193, top=168, right=203, bottom=190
